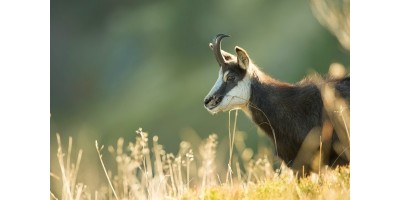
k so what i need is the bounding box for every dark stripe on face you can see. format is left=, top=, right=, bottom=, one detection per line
left=211, top=63, right=247, bottom=98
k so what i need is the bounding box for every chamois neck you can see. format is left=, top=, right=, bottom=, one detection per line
left=247, top=70, right=323, bottom=163
left=250, top=66, right=293, bottom=88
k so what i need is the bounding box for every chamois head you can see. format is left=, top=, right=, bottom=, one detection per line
left=204, top=34, right=254, bottom=114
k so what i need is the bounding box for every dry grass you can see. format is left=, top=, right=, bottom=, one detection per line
left=51, top=111, right=350, bottom=200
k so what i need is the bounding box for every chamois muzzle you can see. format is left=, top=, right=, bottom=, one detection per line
left=212, top=34, right=230, bottom=66
left=204, top=95, right=223, bottom=110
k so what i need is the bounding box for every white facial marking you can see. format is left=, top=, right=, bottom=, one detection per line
left=223, top=71, right=229, bottom=82
left=205, top=64, right=255, bottom=114
left=217, top=72, right=251, bottom=112
left=205, top=68, right=223, bottom=100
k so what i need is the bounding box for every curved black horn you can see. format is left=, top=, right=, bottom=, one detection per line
left=212, top=34, right=230, bottom=66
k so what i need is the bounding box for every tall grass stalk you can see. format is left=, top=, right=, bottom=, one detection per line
left=226, top=109, right=238, bottom=185
left=54, top=133, right=85, bottom=200
left=95, top=140, right=119, bottom=200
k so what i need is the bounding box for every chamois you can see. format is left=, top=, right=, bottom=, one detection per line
left=204, top=34, right=349, bottom=173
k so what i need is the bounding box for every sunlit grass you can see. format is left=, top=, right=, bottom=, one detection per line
left=51, top=116, right=350, bottom=200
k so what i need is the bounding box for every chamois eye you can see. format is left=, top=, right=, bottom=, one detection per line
left=226, top=75, right=235, bottom=82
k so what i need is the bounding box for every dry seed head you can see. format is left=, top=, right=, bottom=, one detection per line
left=186, top=149, right=194, bottom=161
left=167, top=153, right=175, bottom=164
left=200, top=134, right=218, bottom=163
left=180, top=141, right=191, bottom=150
left=142, top=147, right=149, bottom=155
left=241, top=148, right=253, bottom=161
left=136, top=128, right=148, bottom=142
left=255, top=158, right=263, bottom=166
left=248, top=159, right=255, bottom=168
left=159, top=147, right=166, bottom=156
left=117, top=138, right=124, bottom=155
left=129, top=140, right=144, bottom=165
left=175, top=156, right=181, bottom=163
left=108, top=146, right=115, bottom=153
left=116, top=155, right=122, bottom=163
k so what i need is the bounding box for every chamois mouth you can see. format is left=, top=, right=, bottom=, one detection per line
left=204, top=95, right=223, bottom=114
left=205, top=105, right=220, bottom=115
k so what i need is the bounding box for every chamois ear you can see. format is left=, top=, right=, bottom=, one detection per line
left=221, top=50, right=235, bottom=61
left=235, top=46, right=250, bottom=70
left=210, top=43, right=235, bottom=62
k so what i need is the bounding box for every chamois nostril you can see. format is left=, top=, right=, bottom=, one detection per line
left=204, top=97, right=212, bottom=105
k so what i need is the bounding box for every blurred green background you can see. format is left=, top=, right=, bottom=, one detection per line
left=51, top=0, right=349, bottom=191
